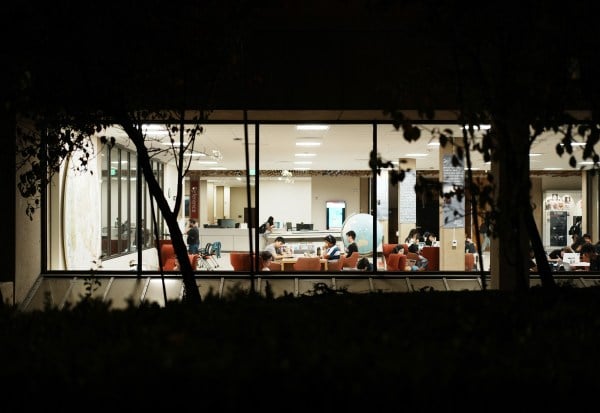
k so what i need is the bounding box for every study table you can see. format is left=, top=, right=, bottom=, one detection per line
left=277, top=255, right=329, bottom=271
left=569, top=262, right=590, bottom=271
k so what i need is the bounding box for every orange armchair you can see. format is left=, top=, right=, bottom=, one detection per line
left=293, top=257, right=322, bottom=271
left=230, top=252, right=255, bottom=271
left=344, top=252, right=360, bottom=269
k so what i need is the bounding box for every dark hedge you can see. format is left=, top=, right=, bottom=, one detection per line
left=1, top=286, right=599, bottom=411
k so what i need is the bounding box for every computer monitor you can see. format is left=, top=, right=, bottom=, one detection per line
left=219, top=219, right=236, bottom=228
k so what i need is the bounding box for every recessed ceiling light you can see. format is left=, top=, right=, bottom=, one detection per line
left=404, top=153, right=429, bottom=157
left=161, top=141, right=188, bottom=146
left=295, top=153, right=316, bottom=157
left=296, top=125, right=329, bottom=131
left=296, top=138, right=322, bottom=146
left=294, top=161, right=312, bottom=165
left=543, top=167, right=564, bottom=170
left=529, top=153, right=542, bottom=157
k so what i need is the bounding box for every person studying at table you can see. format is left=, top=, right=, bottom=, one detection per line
left=265, top=236, right=287, bottom=260
left=321, top=234, right=341, bottom=261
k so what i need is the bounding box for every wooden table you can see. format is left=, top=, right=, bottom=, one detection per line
left=278, top=255, right=328, bottom=271
left=570, top=262, right=590, bottom=271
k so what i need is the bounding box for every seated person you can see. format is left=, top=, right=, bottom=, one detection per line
left=392, top=243, right=406, bottom=254
left=580, top=243, right=600, bottom=271
left=260, top=250, right=274, bottom=271
left=356, top=257, right=373, bottom=271
left=265, top=236, right=287, bottom=260
left=424, top=232, right=437, bottom=246
left=408, top=243, right=429, bottom=271
left=528, top=247, right=537, bottom=272
left=465, top=236, right=476, bottom=253
left=322, top=234, right=341, bottom=261
left=345, top=230, right=359, bottom=258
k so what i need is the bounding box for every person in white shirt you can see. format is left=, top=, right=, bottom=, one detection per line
left=322, top=234, right=341, bottom=261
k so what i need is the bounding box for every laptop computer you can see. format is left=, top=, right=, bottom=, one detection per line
left=561, top=252, right=580, bottom=270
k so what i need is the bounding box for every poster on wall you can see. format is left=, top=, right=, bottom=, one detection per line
left=189, top=176, right=199, bottom=219
left=442, top=154, right=465, bottom=228
left=376, top=171, right=389, bottom=220
left=543, top=190, right=582, bottom=247
left=399, top=170, right=416, bottom=223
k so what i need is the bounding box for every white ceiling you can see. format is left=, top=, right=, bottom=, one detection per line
left=105, top=123, right=590, bottom=183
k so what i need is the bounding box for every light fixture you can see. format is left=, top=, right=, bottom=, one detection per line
left=404, top=153, right=429, bottom=157
left=195, top=160, right=218, bottom=165
left=184, top=152, right=207, bottom=157
left=294, top=161, right=312, bottom=165
left=296, top=138, right=322, bottom=147
left=209, top=167, right=227, bottom=170
left=296, top=124, right=329, bottom=131
left=544, top=167, right=564, bottom=170
left=161, top=141, right=188, bottom=147
left=143, top=124, right=170, bottom=136
left=295, top=153, right=316, bottom=157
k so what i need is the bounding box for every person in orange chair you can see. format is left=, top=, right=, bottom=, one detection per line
left=356, top=257, right=373, bottom=271
left=408, top=243, right=429, bottom=271
left=322, top=234, right=341, bottom=261
left=260, top=250, right=274, bottom=271
left=344, top=230, right=358, bottom=258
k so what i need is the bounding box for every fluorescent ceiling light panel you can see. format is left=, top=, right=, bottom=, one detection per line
left=404, top=153, right=429, bottom=157
left=544, top=167, right=564, bottom=170
left=296, top=125, right=329, bottom=131
left=209, top=167, right=227, bottom=170
left=296, top=141, right=321, bottom=147
left=195, top=160, right=218, bottom=165
left=295, top=153, right=316, bottom=157
left=529, top=153, right=542, bottom=157
left=294, top=161, right=312, bottom=165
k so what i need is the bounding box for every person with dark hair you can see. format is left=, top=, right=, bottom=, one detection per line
left=356, top=257, right=373, bottom=271
left=185, top=219, right=199, bottom=254
left=321, top=234, right=341, bottom=261
left=465, top=235, right=476, bottom=253
left=259, top=216, right=276, bottom=248
left=571, top=233, right=585, bottom=253
left=345, top=230, right=358, bottom=258
left=424, top=231, right=437, bottom=246
left=260, top=250, right=274, bottom=271
left=265, top=236, right=286, bottom=260
left=408, top=243, right=429, bottom=270
left=580, top=243, right=600, bottom=271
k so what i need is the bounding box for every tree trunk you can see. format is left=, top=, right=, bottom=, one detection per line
left=119, top=117, right=202, bottom=304
left=490, top=117, right=555, bottom=291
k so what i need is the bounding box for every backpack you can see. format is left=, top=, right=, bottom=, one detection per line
left=259, top=222, right=267, bottom=234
